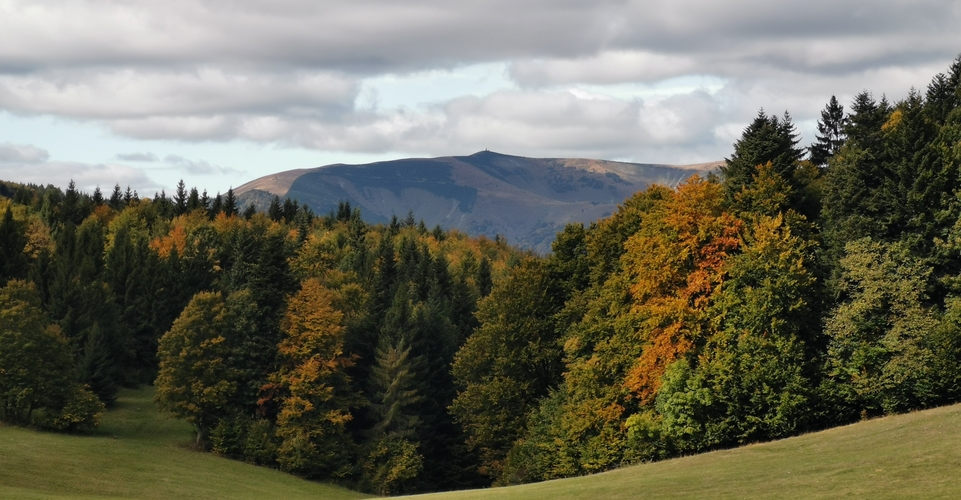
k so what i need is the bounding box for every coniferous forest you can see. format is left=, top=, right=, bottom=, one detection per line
left=2, top=55, right=961, bottom=495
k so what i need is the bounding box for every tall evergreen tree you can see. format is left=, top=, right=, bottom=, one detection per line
left=108, top=184, right=124, bottom=211
left=809, top=95, right=846, bottom=166
left=223, top=188, right=238, bottom=217
left=721, top=110, right=804, bottom=203
left=0, top=206, right=27, bottom=282
left=173, top=180, right=188, bottom=215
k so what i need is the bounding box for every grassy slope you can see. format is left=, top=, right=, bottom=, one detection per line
left=410, top=404, right=961, bottom=500
left=4, top=388, right=961, bottom=500
left=0, top=388, right=369, bottom=500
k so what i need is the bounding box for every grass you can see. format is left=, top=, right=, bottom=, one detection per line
left=0, top=387, right=370, bottom=500
left=5, top=388, right=961, bottom=499
left=406, top=404, right=961, bottom=500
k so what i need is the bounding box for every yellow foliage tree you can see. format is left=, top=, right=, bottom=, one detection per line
left=272, top=278, right=361, bottom=478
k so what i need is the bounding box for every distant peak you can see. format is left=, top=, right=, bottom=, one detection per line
left=469, top=150, right=504, bottom=157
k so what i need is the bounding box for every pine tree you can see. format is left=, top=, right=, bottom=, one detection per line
left=62, top=180, right=85, bottom=226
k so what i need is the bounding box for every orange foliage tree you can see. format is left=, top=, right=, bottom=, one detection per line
left=622, top=177, right=742, bottom=403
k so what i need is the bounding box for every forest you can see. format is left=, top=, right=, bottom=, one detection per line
left=1, top=55, right=961, bottom=496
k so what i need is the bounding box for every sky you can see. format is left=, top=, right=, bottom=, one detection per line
left=1, top=0, right=960, bottom=197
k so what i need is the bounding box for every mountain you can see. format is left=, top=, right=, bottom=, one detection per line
left=235, top=151, right=718, bottom=252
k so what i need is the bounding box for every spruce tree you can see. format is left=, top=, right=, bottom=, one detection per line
left=109, top=184, right=123, bottom=210
left=187, top=187, right=202, bottom=212
left=368, top=339, right=423, bottom=439
left=721, top=110, right=804, bottom=204
left=223, top=188, right=238, bottom=217
left=809, top=95, right=846, bottom=166
left=173, top=180, right=188, bottom=215
left=268, top=196, right=283, bottom=222
left=0, top=206, right=27, bottom=282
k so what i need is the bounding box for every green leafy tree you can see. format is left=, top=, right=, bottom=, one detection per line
left=0, top=280, right=103, bottom=431
left=155, top=291, right=244, bottom=446
left=656, top=214, right=818, bottom=452
left=362, top=436, right=424, bottom=496
left=823, top=239, right=942, bottom=418
left=450, top=258, right=564, bottom=479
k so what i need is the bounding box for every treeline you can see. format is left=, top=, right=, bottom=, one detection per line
left=0, top=178, right=514, bottom=494
left=451, top=55, right=961, bottom=485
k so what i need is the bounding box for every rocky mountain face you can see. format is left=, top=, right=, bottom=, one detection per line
left=236, top=151, right=717, bottom=252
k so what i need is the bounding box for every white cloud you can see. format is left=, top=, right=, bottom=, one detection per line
left=162, top=154, right=244, bottom=176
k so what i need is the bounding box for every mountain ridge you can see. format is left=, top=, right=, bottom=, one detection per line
left=236, top=151, right=718, bottom=251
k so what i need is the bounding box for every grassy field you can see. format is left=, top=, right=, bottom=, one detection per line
left=0, top=387, right=369, bottom=500
left=4, top=388, right=961, bottom=499
left=408, top=404, right=961, bottom=500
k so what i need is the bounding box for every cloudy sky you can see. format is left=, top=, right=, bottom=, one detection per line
left=1, top=0, right=959, bottom=196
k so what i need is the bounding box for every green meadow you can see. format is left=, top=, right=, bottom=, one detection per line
left=0, top=388, right=368, bottom=500
left=3, top=387, right=961, bottom=499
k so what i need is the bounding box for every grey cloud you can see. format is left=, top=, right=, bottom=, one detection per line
left=0, top=69, right=358, bottom=119
left=0, top=0, right=957, bottom=165
left=0, top=143, right=49, bottom=163
left=266, top=88, right=730, bottom=162
left=0, top=0, right=956, bottom=75
left=115, top=152, right=159, bottom=162
left=0, top=161, right=157, bottom=193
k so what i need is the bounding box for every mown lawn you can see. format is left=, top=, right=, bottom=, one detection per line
left=0, top=387, right=370, bottom=500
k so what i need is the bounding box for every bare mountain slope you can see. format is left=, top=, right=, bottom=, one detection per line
left=236, top=151, right=717, bottom=252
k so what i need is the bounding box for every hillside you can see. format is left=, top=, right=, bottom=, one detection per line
left=235, top=151, right=716, bottom=251
left=411, top=403, right=961, bottom=499
left=0, top=388, right=369, bottom=500
left=3, top=387, right=961, bottom=499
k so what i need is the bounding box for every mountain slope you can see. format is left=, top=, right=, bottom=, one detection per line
left=236, top=151, right=716, bottom=252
